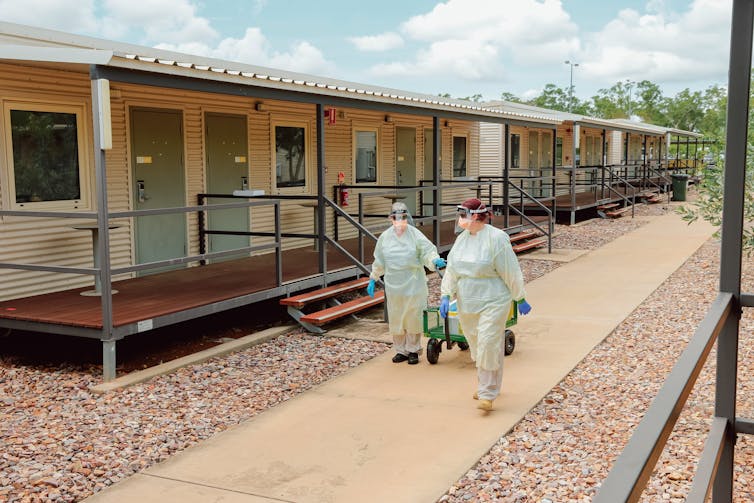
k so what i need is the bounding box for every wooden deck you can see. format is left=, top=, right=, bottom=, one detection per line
left=0, top=217, right=547, bottom=335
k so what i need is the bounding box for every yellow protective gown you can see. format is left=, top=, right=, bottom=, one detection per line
left=370, top=225, right=440, bottom=335
left=441, top=224, right=525, bottom=371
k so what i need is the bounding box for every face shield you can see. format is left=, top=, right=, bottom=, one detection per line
left=389, top=202, right=414, bottom=230
left=455, top=204, right=488, bottom=234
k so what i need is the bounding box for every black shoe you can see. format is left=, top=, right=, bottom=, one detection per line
left=392, top=353, right=409, bottom=363
left=407, top=352, right=419, bottom=365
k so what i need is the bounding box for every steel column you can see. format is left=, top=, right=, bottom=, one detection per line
left=316, top=103, right=327, bottom=283
left=715, top=0, right=753, bottom=499
left=90, top=73, right=116, bottom=381
left=503, top=123, right=510, bottom=228
left=432, top=116, right=441, bottom=248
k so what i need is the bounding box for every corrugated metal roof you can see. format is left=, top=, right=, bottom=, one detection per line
left=484, top=100, right=702, bottom=138
left=0, top=21, right=559, bottom=126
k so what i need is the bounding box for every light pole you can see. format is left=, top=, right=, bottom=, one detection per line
left=564, top=60, right=579, bottom=112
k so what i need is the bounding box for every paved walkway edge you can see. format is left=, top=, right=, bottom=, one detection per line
left=90, top=325, right=294, bottom=394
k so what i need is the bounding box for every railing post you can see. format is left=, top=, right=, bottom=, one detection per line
left=714, top=0, right=753, bottom=499
left=197, top=194, right=207, bottom=265
left=504, top=123, right=510, bottom=228
left=316, top=104, right=326, bottom=284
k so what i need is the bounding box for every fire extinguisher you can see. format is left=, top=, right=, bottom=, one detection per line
left=337, top=171, right=349, bottom=207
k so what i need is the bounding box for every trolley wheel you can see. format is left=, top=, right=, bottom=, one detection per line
left=504, top=330, right=516, bottom=356
left=457, top=341, right=470, bottom=351
left=427, top=338, right=442, bottom=364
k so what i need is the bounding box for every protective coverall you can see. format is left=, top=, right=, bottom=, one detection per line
left=440, top=224, right=526, bottom=401
left=371, top=224, right=440, bottom=359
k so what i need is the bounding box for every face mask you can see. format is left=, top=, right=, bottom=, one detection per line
left=457, top=216, right=472, bottom=230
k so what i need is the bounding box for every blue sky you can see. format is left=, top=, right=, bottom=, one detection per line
left=0, top=0, right=732, bottom=102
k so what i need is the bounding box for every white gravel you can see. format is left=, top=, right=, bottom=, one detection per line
left=4, top=200, right=746, bottom=503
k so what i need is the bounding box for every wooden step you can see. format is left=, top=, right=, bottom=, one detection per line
left=604, top=207, right=632, bottom=218
left=509, top=228, right=541, bottom=243
left=596, top=202, right=620, bottom=211
left=300, top=292, right=385, bottom=326
left=280, top=277, right=370, bottom=308
left=512, top=237, right=548, bottom=254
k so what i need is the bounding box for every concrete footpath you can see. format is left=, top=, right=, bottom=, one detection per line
left=85, top=212, right=715, bottom=503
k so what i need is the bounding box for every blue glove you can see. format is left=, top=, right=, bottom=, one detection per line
left=367, top=279, right=376, bottom=298
left=433, top=257, right=446, bottom=269
left=518, top=300, right=532, bottom=315
left=439, top=296, right=450, bottom=319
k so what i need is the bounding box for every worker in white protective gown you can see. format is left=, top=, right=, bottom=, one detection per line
left=368, top=202, right=445, bottom=365
left=440, top=198, right=532, bottom=411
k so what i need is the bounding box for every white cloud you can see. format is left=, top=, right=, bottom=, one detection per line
left=349, top=32, right=404, bottom=52
left=367, top=0, right=579, bottom=80
left=373, top=38, right=501, bottom=80
left=0, top=0, right=99, bottom=34
left=158, top=27, right=331, bottom=75
left=581, top=0, right=731, bottom=86
left=102, top=0, right=217, bottom=44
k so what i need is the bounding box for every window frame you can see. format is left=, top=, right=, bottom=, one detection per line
left=2, top=100, right=92, bottom=211
left=271, top=118, right=311, bottom=194
left=555, top=137, right=563, bottom=167
left=352, top=125, right=380, bottom=184
left=510, top=133, right=521, bottom=169
left=452, top=134, right=468, bottom=178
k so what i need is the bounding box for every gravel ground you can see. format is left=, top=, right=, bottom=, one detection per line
left=4, top=199, right=738, bottom=503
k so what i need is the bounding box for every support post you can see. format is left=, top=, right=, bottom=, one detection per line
left=432, top=116, right=441, bottom=248
left=316, top=103, right=326, bottom=283
left=503, top=123, right=510, bottom=228
left=714, top=0, right=753, bottom=500
left=90, top=70, right=115, bottom=381
left=102, top=340, right=116, bottom=382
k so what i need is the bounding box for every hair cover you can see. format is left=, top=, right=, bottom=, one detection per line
left=459, top=198, right=492, bottom=221
left=390, top=201, right=410, bottom=215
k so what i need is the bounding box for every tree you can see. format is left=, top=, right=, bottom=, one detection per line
left=665, top=88, right=705, bottom=131
left=527, top=84, right=571, bottom=112
left=590, top=80, right=634, bottom=119
left=633, top=80, right=668, bottom=124
left=500, top=91, right=522, bottom=103
left=678, top=76, right=754, bottom=253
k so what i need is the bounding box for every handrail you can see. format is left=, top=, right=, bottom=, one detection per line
left=506, top=181, right=553, bottom=253
left=643, top=165, right=672, bottom=204
left=593, top=292, right=733, bottom=502
left=602, top=166, right=638, bottom=217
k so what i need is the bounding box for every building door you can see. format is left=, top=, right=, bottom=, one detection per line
left=396, top=127, right=417, bottom=216
left=131, top=108, right=186, bottom=275
left=205, top=112, right=250, bottom=261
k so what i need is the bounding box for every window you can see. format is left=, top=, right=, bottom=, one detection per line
left=452, top=136, right=467, bottom=177
left=354, top=129, right=377, bottom=183
left=555, top=137, right=563, bottom=166
left=274, top=124, right=307, bottom=189
left=510, top=134, right=520, bottom=169
left=3, top=102, right=89, bottom=209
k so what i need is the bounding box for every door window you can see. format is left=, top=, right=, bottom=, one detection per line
left=354, top=129, right=378, bottom=183
left=274, top=124, right=307, bottom=189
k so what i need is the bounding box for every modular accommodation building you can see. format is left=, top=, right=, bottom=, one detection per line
left=481, top=101, right=701, bottom=223
left=0, top=22, right=559, bottom=379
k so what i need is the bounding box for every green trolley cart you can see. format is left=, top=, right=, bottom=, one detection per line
left=423, top=300, right=517, bottom=364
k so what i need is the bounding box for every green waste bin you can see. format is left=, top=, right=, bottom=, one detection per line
left=671, top=173, right=690, bottom=201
